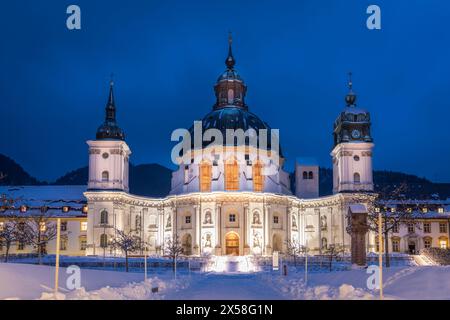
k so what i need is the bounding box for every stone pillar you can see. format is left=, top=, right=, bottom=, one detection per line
left=243, top=203, right=250, bottom=255
left=316, top=208, right=321, bottom=254
left=349, top=208, right=369, bottom=266
left=264, top=204, right=271, bottom=255
left=194, top=204, right=200, bottom=255
left=215, top=203, right=222, bottom=255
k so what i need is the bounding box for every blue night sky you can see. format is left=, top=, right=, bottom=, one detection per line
left=1, top=0, right=449, bottom=182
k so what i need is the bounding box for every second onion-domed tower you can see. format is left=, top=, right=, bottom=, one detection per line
left=331, top=73, right=374, bottom=193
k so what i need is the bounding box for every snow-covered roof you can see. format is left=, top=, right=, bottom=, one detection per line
left=349, top=204, right=367, bottom=213
left=0, top=186, right=87, bottom=218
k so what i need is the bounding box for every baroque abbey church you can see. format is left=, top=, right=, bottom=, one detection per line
left=83, top=36, right=376, bottom=259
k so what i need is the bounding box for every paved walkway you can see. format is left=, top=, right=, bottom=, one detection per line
left=165, top=273, right=284, bottom=300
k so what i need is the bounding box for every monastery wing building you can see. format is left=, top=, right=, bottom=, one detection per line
left=83, top=38, right=376, bottom=258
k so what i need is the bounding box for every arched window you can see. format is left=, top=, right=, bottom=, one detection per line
left=303, top=171, right=308, bottom=180
left=225, top=158, right=239, bottom=191
left=199, top=161, right=212, bottom=192
left=227, top=89, right=234, bottom=104
left=253, top=161, right=264, bottom=192
left=308, top=171, right=313, bottom=179
left=102, top=171, right=109, bottom=182
left=100, top=210, right=108, bottom=224
left=100, top=234, right=108, bottom=248
left=354, top=172, right=360, bottom=183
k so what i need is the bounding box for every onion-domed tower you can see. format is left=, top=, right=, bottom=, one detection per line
left=170, top=35, right=290, bottom=195
left=87, top=80, right=131, bottom=192
left=331, top=73, right=374, bottom=193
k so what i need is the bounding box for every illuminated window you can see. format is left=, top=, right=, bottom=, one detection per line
left=229, top=214, right=236, bottom=222
left=100, top=210, right=108, bottom=225
left=424, top=238, right=432, bottom=249
left=391, top=207, right=396, bottom=213
left=100, top=234, right=108, bottom=248
left=39, top=222, right=46, bottom=232
left=227, top=89, right=234, bottom=104
left=199, top=161, right=212, bottom=192
left=253, top=161, right=264, bottom=192
left=392, top=222, right=399, bottom=233
left=439, top=237, right=448, bottom=249
left=438, top=207, right=444, bottom=213
left=439, top=223, right=448, bottom=233
left=225, top=158, right=239, bottom=191
left=17, top=240, right=25, bottom=251
left=423, top=222, right=431, bottom=233
left=353, top=172, right=360, bottom=183
left=80, top=237, right=87, bottom=251
left=375, top=207, right=380, bottom=213
left=392, top=239, right=400, bottom=252
left=0, top=222, right=4, bottom=231
left=422, top=207, right=428, bottom=213
left=80, top=221, right=88, bottom=232
left=101, top=171, right=109, bottom=182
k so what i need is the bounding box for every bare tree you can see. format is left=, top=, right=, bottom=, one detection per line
left=350, top=183, right=420, bottom=268
left=0, top=196, right=20, bottom=262
left=323, top=244, right=344, bottom=271
left=19, top=210, right=58, bottom=265
left=285, top=239, right=302, bottom=267
left=165, top=234, right=184, bottom=273
left=109, top=228, right=143, bottom=272
left=0, top=219, right=20, bottom=262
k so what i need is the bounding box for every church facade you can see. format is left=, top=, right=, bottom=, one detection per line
left=84, top=38, right=376, bottom=257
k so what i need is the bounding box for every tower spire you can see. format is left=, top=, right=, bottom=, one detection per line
left=345, top=71, right=356, bottom=106
left=96, top=76, right=125, bottom=140
left=225, top=32, right=235, bottom=70
left=106, top=75, right=116, bottom=121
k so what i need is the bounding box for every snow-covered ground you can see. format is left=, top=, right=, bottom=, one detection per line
left=0, top=263, right=189, bottom=300
left=1, top=260, right=450, bottom=300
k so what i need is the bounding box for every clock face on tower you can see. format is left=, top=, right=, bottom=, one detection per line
left=351, top=129, right=361, bottom=139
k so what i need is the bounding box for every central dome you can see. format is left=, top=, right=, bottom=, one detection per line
left=185, top=34, right=282, bottom=156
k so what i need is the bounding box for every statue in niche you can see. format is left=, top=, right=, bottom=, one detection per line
left=203, top=211, right=212, bottom=224
left=292, top=215, right=297, bottom=228
left=203, top=233, right=212, bottom=248
left=166, top=214, right=171, bottom=228
left=253, top=230, right=261, bottom=248
left=321, top=216, right=327, bottom=230
left=252, top=212, right=261, bottom=225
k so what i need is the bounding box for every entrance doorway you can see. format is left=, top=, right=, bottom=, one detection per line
left=408, top=241, right=416, bottom=254
left=225, top=232, right=239, bottom=255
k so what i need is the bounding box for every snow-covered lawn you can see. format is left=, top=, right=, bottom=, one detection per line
left=264, top=265, right=450, bottom=300
left=0, top=263, right=189, bottom=300
left=1, top=261, right=450, bottom=300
